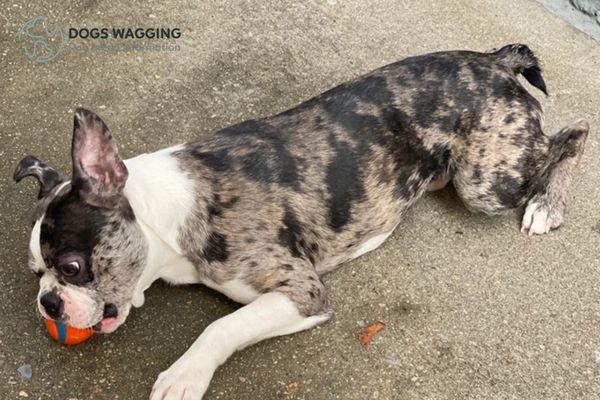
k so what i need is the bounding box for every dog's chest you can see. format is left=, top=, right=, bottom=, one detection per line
left=157, top=257, right=200, bottom=285
left=202, top=279, right=260, bottom=304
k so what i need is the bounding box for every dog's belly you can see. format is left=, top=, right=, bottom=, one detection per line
left=314, top=214, right=401, bottom=275
left=350, top=228, right=396, bottom=260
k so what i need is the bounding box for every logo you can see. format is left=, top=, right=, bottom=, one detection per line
left=17, top=17, right=182, bottom=62
left=17, top=16, right=64, bottom=63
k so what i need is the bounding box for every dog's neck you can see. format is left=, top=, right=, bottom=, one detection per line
left=123, top=145, right=207, bottom=305
left=124, top=145, right=196, bottom=252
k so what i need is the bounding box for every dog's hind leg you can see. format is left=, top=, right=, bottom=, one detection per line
left=452, top=119, right=588, bottom=234
left=521, top=120, right=589, bottom=235
left=451, top=123, right=548, bottom=217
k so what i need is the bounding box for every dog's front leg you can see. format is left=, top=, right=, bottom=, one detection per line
left=150, top=292, right=332, bottom=400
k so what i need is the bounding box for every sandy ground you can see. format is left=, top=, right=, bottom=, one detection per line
left=1, top=0, right=599, bottom=399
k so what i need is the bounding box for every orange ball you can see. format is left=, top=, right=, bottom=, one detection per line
left=44, top=319, right=93, bottom=345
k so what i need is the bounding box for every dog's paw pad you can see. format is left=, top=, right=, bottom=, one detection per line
left=521, top=202, right=561, bottom=236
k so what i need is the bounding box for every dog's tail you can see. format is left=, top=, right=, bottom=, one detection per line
left=492, top=43, right=548, bottom=96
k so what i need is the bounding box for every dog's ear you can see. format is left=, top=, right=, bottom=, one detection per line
left=71, top=107, right=128, bottom=208
left=14, top=155, right=66, bottom=199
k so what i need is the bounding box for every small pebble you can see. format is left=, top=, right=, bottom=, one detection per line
left=383, top=356, right=401, bottom=366
left=324, top=375, right=336, bottom=386
left=19, top=391, right=28, bottom=397
left=17, top=364, right=32, bottom=379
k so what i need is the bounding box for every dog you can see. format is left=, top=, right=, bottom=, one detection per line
left=14, top=44, right=588, bottom=399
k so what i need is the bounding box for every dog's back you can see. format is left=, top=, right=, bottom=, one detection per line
left=171, top=44, right=586, bottom=281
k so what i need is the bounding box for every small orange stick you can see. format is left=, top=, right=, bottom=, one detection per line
left=358, top=321, right=385, bottom=347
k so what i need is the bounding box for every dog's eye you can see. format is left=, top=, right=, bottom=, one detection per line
left=59, top=261, right=80, bottom=277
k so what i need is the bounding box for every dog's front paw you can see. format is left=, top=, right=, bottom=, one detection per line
left=521, top=201, right=563, bottom=236
left=150, top=359, right=215, bottom=400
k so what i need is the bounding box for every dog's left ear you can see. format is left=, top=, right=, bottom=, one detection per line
left=13, top=155, right=66, bottom=199
left=71, top=107, right=128, bottom=208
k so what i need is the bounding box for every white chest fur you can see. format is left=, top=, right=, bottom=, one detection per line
left=202, top=279, right=260, bottom=304
left=124, top=146, right=261, bottom=307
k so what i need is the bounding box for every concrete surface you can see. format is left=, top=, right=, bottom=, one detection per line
left=1, top=0, right=599, bottom=399
left=537, top=0, right=600, bottom=41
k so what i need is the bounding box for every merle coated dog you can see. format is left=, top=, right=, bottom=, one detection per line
left=14, top=44, right=588, bottom=399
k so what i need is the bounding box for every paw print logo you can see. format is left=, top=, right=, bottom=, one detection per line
left=17, top=16, right=64, bottom=63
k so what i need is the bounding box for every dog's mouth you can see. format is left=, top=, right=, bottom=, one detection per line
left=93, top=303, right=121, bottom=333
left=93, top=317, right=121, bottom=333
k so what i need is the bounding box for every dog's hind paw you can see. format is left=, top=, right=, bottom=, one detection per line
left=520, top=201, right=563, bottom=236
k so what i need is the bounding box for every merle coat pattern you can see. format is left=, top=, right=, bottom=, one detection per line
left=15, top=44, right=588, bottom=399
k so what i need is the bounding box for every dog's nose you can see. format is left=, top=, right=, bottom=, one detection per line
left=40, top=292, right=63, bottom=319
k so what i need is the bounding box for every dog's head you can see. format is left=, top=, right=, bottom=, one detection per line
left=15, top=108, right=147, bottom=333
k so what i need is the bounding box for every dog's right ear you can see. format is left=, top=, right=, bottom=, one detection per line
left=71, top=107, right=128, bottom=208
left=14, top=155, right=66, bottom=199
